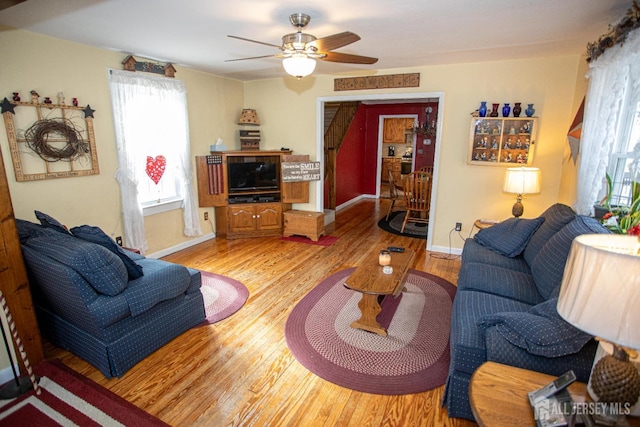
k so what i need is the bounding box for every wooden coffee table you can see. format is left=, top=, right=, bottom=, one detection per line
left=343, top=247, right=415, bottom=336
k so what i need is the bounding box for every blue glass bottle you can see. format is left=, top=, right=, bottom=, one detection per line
left=502, top=103, right=511, bottom=117
left=478, top=101, right=487, bottom=117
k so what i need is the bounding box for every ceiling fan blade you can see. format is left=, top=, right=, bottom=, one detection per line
left=225, top=54, right=278, bottom=62
left=321, top=51, right=378, bottom=65
left=309, top=31, right=360, bottom=52
left=227, top=35, right=282, bottom=50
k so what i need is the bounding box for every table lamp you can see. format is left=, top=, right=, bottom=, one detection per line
left=237, top=109, right=260, bottom=125
left=503, top=167, right=541, bottom=217
left=557, top=234, right=640, bottom=424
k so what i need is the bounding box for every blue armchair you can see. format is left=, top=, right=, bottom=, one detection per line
left=17, top=214, right=205, bottom=378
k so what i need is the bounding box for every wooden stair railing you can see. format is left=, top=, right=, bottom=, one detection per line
left=324, top=101, right=360, bottom=210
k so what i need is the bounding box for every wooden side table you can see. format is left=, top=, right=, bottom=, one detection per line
left=470, top=362, right=640, bottom=426
left=473, top=219, right=499, bottom=231
left=469, top=362, right=586, bottom=427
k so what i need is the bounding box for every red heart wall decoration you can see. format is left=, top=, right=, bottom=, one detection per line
left=145, top=155, right=166, bottom=185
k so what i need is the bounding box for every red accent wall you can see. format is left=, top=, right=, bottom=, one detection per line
left=327, top=102, right=438, bottom=207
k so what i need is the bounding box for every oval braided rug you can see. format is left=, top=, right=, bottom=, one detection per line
left=285, top=268, right=456, bottom=394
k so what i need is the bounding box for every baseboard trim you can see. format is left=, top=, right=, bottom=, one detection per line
left=429, top=245, right=463, bottom=256
left=147, top=232, right=216, bottom=259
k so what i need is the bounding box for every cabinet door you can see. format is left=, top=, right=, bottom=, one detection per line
left=256, top=203, right=282, bottom=230
left=196, top=155, right=227, bottom=207
left=391, top=159, right=402, bottom=182
left=228, top=205, right=256, bottom=232
left=281, top=154, right=310, bottom=203
left=383, top=118, right=413, bottom=143
left=381, top=158, right=390, bottom=182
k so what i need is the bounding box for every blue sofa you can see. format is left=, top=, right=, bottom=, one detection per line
left=17, top=213, right=205, bottom=378
left=443, top=203, right=609, bottom=420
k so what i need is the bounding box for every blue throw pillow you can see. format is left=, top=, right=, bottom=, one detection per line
left=474, top=217, right=545, bottom=257
left=70, top=225, right=144, bottom=280
left=477, top=298, right=593, bottom=357
left=34, top=210, right=70, bottom=234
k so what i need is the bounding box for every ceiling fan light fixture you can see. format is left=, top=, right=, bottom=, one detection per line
left=283, top=54, right=316, bottom=79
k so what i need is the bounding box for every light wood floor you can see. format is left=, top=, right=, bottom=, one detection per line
left=46, top=198, right=476, bottom=427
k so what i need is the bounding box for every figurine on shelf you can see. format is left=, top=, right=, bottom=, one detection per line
left=481, top=152, right=487, bottom=161
left=72, top=98, right=79, bottom=107
left=12, top=92, right=20, bottom=102
left=30, top=90, right=39, bottom=104
left=57, top=91, right=65, bottom=105
left=491, top=139, right=498, bottom=149
left=521, top=122, right=531, bottom=133
left=43, top=97, right=52, bottom=104
left=517, top=153, right=524, bottom=163
left=490, top=153, right=497, bottom=162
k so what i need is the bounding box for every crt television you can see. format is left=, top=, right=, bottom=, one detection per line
left=228, top=159, right=279, bottom=192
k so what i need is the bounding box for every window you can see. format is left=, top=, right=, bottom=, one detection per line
left=109, top=69, right=201, bottom=252
left=575, top=27, right=640, bottom=216
left=605, top=103, right=640, bottom=207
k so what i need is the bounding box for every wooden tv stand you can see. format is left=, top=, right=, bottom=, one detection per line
left=196, top=150, right=310, bottom=239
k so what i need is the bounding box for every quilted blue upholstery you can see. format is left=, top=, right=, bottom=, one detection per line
left=530, top=215, right=610, bottom=299
left=71, top=225, right=144, bottom=280
left=460, top=238, right=530, bottom=273
left=523, top=203, right=577, bottom=266
left=24, top=233, right=128, bottom=296
left=478, top=298, right=593, bottom=357
left=34, top=210, right=71, bottom=234
left=443, top=204, right=605, bottom=421
left=475, top=217, right=544, bottom=257
left=18, top=219, right=205, bottom=378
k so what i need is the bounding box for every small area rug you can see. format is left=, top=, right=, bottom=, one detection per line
left=377, top=211, right=427, bottom=239
left=200, top=271, right=249, bottom=324
left=279, top=235, right=339, bottom=247
left=285, top=268, right=456, bottom=395
left=0, top=359, right=167, bottom=426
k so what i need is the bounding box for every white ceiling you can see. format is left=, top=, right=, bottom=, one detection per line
left=0, top=0, right=630, bottom=81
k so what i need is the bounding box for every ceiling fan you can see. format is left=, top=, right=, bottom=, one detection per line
left=226, top=13, right=378, bottom=78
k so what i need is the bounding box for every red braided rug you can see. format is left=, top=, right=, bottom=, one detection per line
left=0, top=359, right=166, bottom=425
left=285, top=268, right=456, bottom=394
left=200, top=271, right=249, bottom=324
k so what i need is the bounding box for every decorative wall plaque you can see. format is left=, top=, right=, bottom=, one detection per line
left=334, top=73, right=420, bottom=91
left=1, top=94, right=99, bottom=181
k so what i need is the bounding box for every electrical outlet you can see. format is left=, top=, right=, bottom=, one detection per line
left=204, top=212, right=209, bottom=221
left=115, top=236, right=123, bottom=246
left=455, top=222, right=462, bottom=232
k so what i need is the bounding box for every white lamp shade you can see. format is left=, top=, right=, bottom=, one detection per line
left=503, top=167, right=541, bottom=195
left=557, top=234, right=640, bottom=349
left=282, top=54, right=316, bottom=78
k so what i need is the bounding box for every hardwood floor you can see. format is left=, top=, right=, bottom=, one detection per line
left=46, top=199, right=476, bottom=426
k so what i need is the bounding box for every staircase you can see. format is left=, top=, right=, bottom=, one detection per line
left=324, top=101, right=360, bottom=210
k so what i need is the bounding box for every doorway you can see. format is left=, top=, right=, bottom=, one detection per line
left=316, top=92, right=444, bottom=250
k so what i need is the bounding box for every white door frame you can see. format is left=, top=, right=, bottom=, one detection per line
left=315, top=92, right=445, bottom=251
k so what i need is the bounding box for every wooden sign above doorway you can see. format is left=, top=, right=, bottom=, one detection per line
left=334, top=73, right=420, bottom=91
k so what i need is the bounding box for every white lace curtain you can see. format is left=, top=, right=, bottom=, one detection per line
left=108, top=69, right=201, bottom=253
left=575, top=28, right=640, bottom=215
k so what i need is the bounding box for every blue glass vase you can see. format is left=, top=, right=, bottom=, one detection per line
left=502, top=103, right=511, bottom=117
left=525, top=103, right=535, bottom=117
left=478, top=101, right=487, bottom=117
